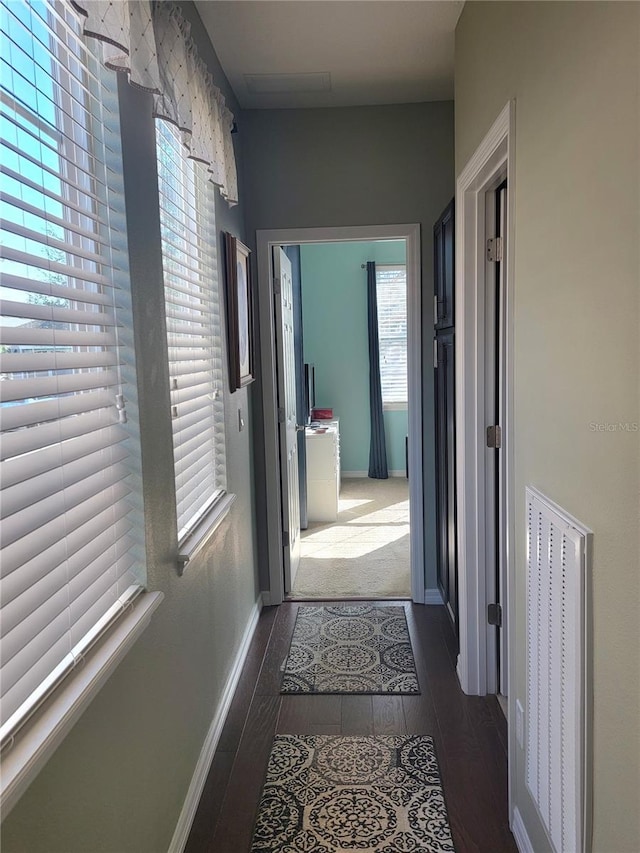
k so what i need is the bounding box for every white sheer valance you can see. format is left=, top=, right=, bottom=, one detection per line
left=71, top=0, right=238, bottom=204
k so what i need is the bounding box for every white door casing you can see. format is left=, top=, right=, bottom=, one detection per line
left=455, top=101, right=516, bottom=811
left=273, top=247, right=301, bottom=591
left=455, top=101, right=515, bottom=696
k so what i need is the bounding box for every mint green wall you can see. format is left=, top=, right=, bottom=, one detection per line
left=300, top=240, right=408, bottom=474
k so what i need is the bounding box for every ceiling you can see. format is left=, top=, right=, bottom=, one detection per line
left=195, top=1, right=464, bottom=110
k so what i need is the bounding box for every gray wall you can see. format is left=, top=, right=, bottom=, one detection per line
left=1, top=5, right=262, bottom=852
left=241, top=101, right=455, bottom=590
left=456, top=3, right=640, bottom=851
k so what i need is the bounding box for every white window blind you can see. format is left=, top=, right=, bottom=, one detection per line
left=0, top=0, right=145, bottom=743
left=376, top=264, right=408, bottom=405
left=156, top=120, right=226, bottom=544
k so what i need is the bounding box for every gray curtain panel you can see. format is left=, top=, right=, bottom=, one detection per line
left=367, top=261, right=388, bottom=479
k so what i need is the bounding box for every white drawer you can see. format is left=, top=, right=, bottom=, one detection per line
left=306, top=434, right=338, bottom=481
left=307, top=478, right=339, bottom=522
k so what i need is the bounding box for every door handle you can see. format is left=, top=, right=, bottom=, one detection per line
left=296, top=424, right=306, bottom=432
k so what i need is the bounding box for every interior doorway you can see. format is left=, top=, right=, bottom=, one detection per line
left=282, top=239, right=410, bottom=599
left=257, top=225, right=423, bottom=606
left=294, top=477, right=410, bottom=598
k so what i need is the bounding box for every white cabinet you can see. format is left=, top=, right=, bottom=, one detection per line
left=305, top=420, right=340, bottom=522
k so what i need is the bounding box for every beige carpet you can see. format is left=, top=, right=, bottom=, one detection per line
left=291, top=478, right=410, bottom=598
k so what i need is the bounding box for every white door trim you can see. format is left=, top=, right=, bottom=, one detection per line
left=455, top=100, right=516, bottom=702
left=256, top=224, right=423, bottom=606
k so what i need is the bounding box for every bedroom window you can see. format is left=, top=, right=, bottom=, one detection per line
left=376, top=264, right=408, bottom=408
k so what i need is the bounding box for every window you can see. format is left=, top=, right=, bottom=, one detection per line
left=0, top=0, right=145, bottom=747
left=376, top=265, right=408, bottom=407
left=155, top=120, right=226, bottom=547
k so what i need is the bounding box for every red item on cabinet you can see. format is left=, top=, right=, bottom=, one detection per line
left=311, top=407, right=333, bottom=420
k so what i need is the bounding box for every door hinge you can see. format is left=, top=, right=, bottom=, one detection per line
left=278, top=407, right=285, bottom=423
left=486, top=424, right=502, bottom=448
left=282, top=530, right=289, bottom=548
left=273, top=276, right=281, bottom=295
left=433, top=338, right=438, bottom=369
left=488, top=603, right=502, bottom=627
left=487, top=237, right=503, bottom=262
left=433, top=294, right=439, bottom=325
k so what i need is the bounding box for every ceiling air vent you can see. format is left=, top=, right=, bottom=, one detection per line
left=244, top=72, right=331, bottom=95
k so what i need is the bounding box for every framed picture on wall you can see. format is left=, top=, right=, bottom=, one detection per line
left=224, top=232, right=255, bottom=392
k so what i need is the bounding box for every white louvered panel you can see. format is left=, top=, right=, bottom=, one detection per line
left=177, top=474, right=220, bottom=523
left=0, top=0, right=146, bottom=738
left=1, top=563, right=69, bottom=654
left=173, top=413, right=215, bottom=452
left=70, top=563, right=137, bottom=646
left=525, top=486, right=591, bottom=853
left=1, top=444, right=128, bottom=517
left=0, top=482, right=129, bottom=577
left=176, top=460, right=220, bottom=513
left=170, top=375, right=215, bottom=405
left=174, top=425, right=216, bottom=471
left=375, top=264, right=407, bottom=403
left=0, top=295, right=116, bottom=327
left=2, top=530, right=136, bottom=714
left=156, top=118, right=226, bottom=544
left=0, top=275, right=111, bottom=308
left=2, top=515, right=134, bottom=651
left=1, top=499, right=130, bottom=614
left=0, top=349, right=119, bottom=373
left=0, top=390, right=114, bottom=432
left=1, top=632, right=72, bottom=724
left=1, top=586, right=72, bottom=682
left=1, top=462, right=130, bottom=549
left=1, top=424, right=125, bottom=487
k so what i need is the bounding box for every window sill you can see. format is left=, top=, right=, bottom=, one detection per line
left=0, top=590, right=163, bottom=818
left=383, top=402, right=408, bottom=412
left=177, top=492, right=236, bottom=575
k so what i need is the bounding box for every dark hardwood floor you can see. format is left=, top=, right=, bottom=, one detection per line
left=185, top=602, right=518, bottom=853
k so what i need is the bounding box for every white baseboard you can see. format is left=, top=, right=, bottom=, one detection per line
left=168, top=595, right=263, bottom=853
left=424, top=588, right=443, bottom=605
left=511, top=807, right=535, bottom=853
left=342, top=471, right=407, bottom=479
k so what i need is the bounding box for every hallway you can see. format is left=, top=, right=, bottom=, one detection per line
left=185, top=603, right=517, bottom=852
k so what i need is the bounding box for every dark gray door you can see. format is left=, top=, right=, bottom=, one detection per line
left=435, top=330, right=457, bottom=632
left=434, top=199, right=457, bottom=637
left=434, top=199, right=455, bottom=330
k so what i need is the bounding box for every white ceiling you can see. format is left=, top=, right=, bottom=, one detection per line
left=195, top=1, right=464, bottom=110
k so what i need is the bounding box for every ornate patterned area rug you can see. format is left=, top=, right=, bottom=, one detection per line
left=250, top=734, right=455, bottom=852
left=281, top=604, right=419, bottom=694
